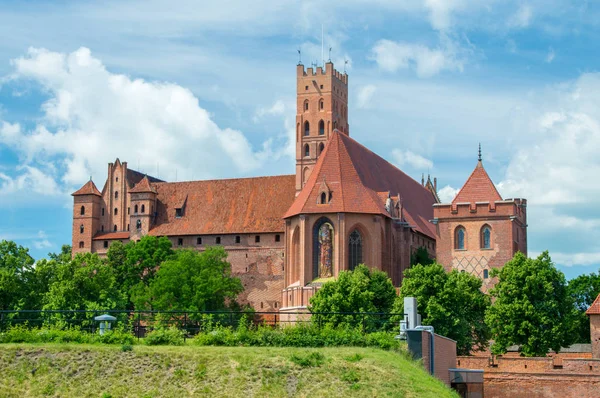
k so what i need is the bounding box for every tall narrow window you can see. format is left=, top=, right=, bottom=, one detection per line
left=320, top=192, right=327, bottom=204
left=136, top=220, right=142, bottom=229
left=114, top=208, right=118, bottom=216
left=313, top=218, right=334, bottom=279
left=80, top=225, right=84, bottom=234
left=304, top=100, right=309, bottom=111
left=79, top=241, right=84, bottom=248
left=102, top=208, right=105, bottom=216
left=275, top=234, right=280, bottom=242
left=255, top=235, right=260, bottom=243
left=104, top=241, right=108, bottom=249
left=216, top=236, right=221, bottom=244
left=127, top=224, right=130, bottom=231
left=318, top=142, right=324, bottom=155
left=128, top=207, right=130, bottom=215
left=481, top=226, right=491, bottom=249
left=348, top=229, right=363, bottom=271
left=177, top=238, right=183, bottom=246
left=319, top=120, right=324, bottom=135
left=141, top=204, right=145, bottom=213
left=483, top=269, right=489, bottom=279
left=236, top=236, right=241, bottom=244
left=304, top=144, right=310, bottom=157
left=319, top=99, right=324, bottom=110
left=101, top=225, right=104, bottom=232
left=115, top=191, right=118, bottom=199
left=304, top=121, right=310, bottom=136
left=134, top=204, right=138, bottom=213
left=80, top=206, right=85, bottom=215
left=113, top=225, right=117, bottom=232
left=455, top=227, right=466, bottom=250
left=197, top=237, right=202, bottom=245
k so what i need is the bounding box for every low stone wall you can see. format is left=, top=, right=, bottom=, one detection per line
left=457, top=355, right=600, bottom=397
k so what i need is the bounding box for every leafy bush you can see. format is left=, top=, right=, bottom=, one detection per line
left=0, top=325, right=93, bottom=344
left=98, top=329, right=135, bottom=345
left=144, top=327, right=185, bottom=346
left=290, top=352, right=326, bottom=367
left=121, top=344, right=133, bottom=352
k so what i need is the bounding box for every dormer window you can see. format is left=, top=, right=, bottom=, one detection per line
left=175, top=208, right=183, bottom=218
left=320, top=192, right=327, bottom=204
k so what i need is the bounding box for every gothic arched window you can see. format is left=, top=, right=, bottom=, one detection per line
left=113, top=225, right=117, bottom=232
left=141, top=204, right=145, bottom=213
left=136, top=220, right=142, bottom=230
left=318, top=142, right=324, bottom=155
left=319, top=120, right=325, bottom=135
left=319, top=99, right=324, bottom=110
left=304, top=100, right=309, bottom=111
left=304, top=121, right=310, bottom=136
left=313, top=218, right=334, bottom=280
left=481, top=225, right=491, bottom=249
left=348, top=229, right=363, bottom=271
left=115, top=191, right=118, bottom=199
left=455, top=227, right=466, bottom=250
left=320, top=192, right=327, bottom=204
left=134, top=204, right=138, bottom=213
left=80, top=206, right=85, bottom=215
left=304, top=144, right=310, bottom=157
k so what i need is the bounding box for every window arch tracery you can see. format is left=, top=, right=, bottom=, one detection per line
left=313, top=218, right=334, bottom=279
left=455, top=226, right=466, bottom=250
left=348, top=229, right=363, bottom=271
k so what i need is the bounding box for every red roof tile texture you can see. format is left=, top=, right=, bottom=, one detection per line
left=72, top=180, right=102, bottom=196
left=586, top=293, right=600, bottom=315
left=92, top=232, right=130, bottom=240
left=148, top=175, right=296, bottom=236
left=130, top=176, right=157, bottom=193
left=452, top=161, right=503, bottom=204
left=284, top=131, right=437, bottom=239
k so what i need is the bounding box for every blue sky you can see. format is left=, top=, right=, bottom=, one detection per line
left=0, top=0, right=599, bottom=279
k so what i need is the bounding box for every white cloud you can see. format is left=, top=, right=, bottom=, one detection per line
left=0, top=47, right=290, bottom=200
left=545, top=47, right=555, bottom=63
left=438, top=185, right=459, bottom=203
left=356, top=85, right=377, bottom=109
left=370, top=34, right=472, bottom=78
left=424, top=0, right=464, bottom=30
left=534, top=251, right=600, bottom=267
left=508, top=4, right=533, bottom=28
left=392, top=149, right=433, bottom=170
left=33, top=230, right=52, bottom=250
left=0, top=165, right=63, bottom=203
left=253, top=100, right=286, bottom=123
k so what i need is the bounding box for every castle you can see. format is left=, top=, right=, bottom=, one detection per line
left=71, top=62, right=528, bottom=311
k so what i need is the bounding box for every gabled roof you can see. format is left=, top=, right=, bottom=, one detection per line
left=72, top=180, right=102, bottom=196
left=284, top=130, right=437, bottom=239
left=129, top=176, right=157, bottom=194
left=126, top=168, right=163, bottom=187
left=148, top=175, right=296, bottom=236
left=586, top=293, right=600, bottom=315
left=452, top=161, right=502, bottom=204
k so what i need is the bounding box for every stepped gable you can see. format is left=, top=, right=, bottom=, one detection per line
left=285, top=130, right=437, bottom=239
left=148, top=175, right=296, bottom=236
left=129, top=175, right=157, bottom=193
left=72, top=180, right=102, bottom=196
left=586, top=293, right=600, bottom=315
left=452, top=160, right=502, bottom=204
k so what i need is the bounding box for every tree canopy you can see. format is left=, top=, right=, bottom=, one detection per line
left=486, top=251, right=575, bottom=356
left=567, top=271, right=600, bottom=343
left=395, top=262, right=490, bottom=355
left=309, top=264, right=397, bottom=331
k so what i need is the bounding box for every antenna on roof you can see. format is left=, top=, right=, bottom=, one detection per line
left=297, top=48, right=302, bottom=65
left=478, top=143, right=482, bottom=162
left=89, top=175, right=92, bottom=181
left=328, top=47, right=332, bottom=63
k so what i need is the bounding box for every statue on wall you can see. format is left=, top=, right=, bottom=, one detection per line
left=318, top=223, right=333, bottom=278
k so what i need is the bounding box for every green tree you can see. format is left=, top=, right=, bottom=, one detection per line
left=411, top=247, right=434, bottom=266
left=309, top=264, right=397, bottom=331
left=107, top=236, right=174, bottom=309
left=567, top=272, right=600, bottom=343
left=43, top=252, right=127, bottom=325
left=395, top=263, right=490, bottom=355
left=486, top=251, right=575, bottom=356
left=0, top=240, right=35, bottom=311
left=139, top=247, right=243, bottom=314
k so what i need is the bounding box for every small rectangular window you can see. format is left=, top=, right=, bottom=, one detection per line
left=197, top=237, right=202, bottom=245
left=103, top=241, right=108, bottom=249
left=275, top=234, right=280, bottom=242
left=255, top=235, right=260, bottom=243
left=177, top=238, right=183, bottom=246
left=235, top=236, right=241, bottom=244
left=320, top=84, right=323, bottom=89
left=305, top=85, right=308, bottom=90
left=175, top=208, right=183, bottom=218
left=128, top=207, right=130, bottom=215
left=216, top=237, right=221, bottom=244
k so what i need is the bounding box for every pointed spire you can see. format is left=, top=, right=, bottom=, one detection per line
left=478, top=143, right=482, bottom=162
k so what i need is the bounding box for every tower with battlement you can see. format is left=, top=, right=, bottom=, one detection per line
left=295, top=62, right=349, bottom=193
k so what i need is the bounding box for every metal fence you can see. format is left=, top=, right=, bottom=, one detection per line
left=0, top=309, right=405, bottom=340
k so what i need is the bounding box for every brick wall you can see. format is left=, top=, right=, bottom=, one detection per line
left=591, top=315, right=600, bottom=359
left=457, top=355, right=600, bottom=397
left=417, top=331, right=457, bottom=386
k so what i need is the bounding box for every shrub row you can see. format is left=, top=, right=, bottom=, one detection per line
left=193, top=324, right=400, bottom=350
left=0, top=325, right=134, bottom=345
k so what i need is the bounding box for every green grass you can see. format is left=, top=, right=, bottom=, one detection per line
left=0, top=344, right=458, bottom=397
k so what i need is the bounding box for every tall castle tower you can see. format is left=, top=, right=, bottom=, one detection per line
left=295, top=62, right=349, bottom=192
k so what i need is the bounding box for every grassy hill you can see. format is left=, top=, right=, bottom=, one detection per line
left=0, top=344, right=458, bottom=397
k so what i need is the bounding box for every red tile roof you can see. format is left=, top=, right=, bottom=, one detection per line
left=284, top=131, right=437, bottom=239
left=92, top=231, right=130, bottom=240
left=586, top=293, right=600, bottom=315
left=452, top=161, right=502, bottom=204
left=130, top=176, right=157, bottom=193
left=72, top=180, right=102, bottom=196
left=148, top=175, right=296, bottom=236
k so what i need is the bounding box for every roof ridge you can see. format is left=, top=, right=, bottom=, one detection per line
left=452, top=160, right=502, bottom=204
left=586, top=293, right=600, bottom=315
left=152, top=173, right=295, bottom=185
